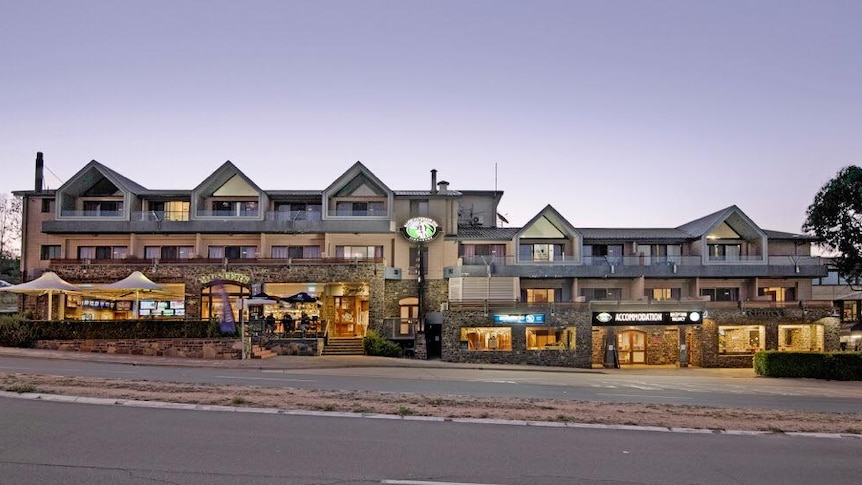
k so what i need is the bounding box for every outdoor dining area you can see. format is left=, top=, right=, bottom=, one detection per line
left=0, top=270, right=180, bottom=321
left=240, top=290, right=325, bottom=339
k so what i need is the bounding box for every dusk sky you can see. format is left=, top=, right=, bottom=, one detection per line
left=2, top=1, right=860, bottom=234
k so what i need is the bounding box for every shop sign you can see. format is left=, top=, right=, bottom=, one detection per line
left=592, top=311, right=702, bottom=325
left=493, top=313, right=546, bottom=324
left=401, top=217, right=441, bottom=242
left=199, top=271, right=251, bottom=285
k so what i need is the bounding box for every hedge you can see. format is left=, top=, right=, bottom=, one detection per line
left=363, top=329, right=403, bottom=357
left=754, top=350, right=862, bottom=381
left=0, top=315, right=229, bottom=348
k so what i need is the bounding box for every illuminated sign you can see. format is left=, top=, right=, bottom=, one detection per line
left=591, top=311, right=702, bottom=325
left=199, top=271, right=251, bottom=285
left=493, top=313, right=546, bottom=324
left=401, top=217, right=441, bottom=242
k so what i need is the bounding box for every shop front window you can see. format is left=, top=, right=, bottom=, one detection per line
left=778, top=324, right=824, bottom=352
left=526, top=327, right=575, bottom=350
left=718, top=325, right=764, bottom=354
left=460, top=327, right=512, bottom=351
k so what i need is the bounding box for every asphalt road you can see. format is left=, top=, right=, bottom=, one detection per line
left=1, top=396, right=860, bottom=485
left=1, top=354, right=861, bottom=413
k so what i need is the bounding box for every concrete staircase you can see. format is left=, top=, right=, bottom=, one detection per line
left=251, top=345, right=277, bottom=359
left=323, top=337, right=365, bottom=356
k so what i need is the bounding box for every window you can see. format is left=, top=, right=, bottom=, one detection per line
left=758, top=287, right=797, bottom=302
left=708, top=244, right=741, bottom=261
left=526, top=327, right=575, bottom=350
left=77, top=246, right=127, bottom=259
left=336, top=245, right=383, bottom=259
left=40, top=245, right=61, bottom=260
left=460, top=327, right=512, bottom=351
left=82, top=200, right=122, bottom=216
left=208, top=246, right=257, bottom=259
left=778, top=324, right=824, bottom=352
left=410, top=199, right=429, bottom=217
left=210, top=200, right=259, bottom=217
left=718, top=325, right=764, bottom=354
left=519, top=243, right=564, bottom=262
left=524, top=288, right=559, bottom=303
left=145, top=246, right=194, bottom=260
left=583, top=244, right=623, bottom=265
left=41, top=199, right=53, bottom=213
left=275, top=203, right=323, bottom=221
left=149, top=201, right=189, bottom=221
left=646, top=288, right=681, bottom=301
left=701, top=287, right=739, bottom=302
left=334, top=200, right=386, bottom=216
left=409, top=246, right=429, bottom=275
left=580, top=288, right=622, bottom=302
left=271, top=245, right=321, bottom=259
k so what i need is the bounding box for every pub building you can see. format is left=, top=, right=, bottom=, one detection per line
left=14, top=152, right=841, bottom=366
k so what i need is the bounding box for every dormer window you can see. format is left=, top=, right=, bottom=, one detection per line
left=82, top=199, right=123, bottom=217
left=211, top=200, right=259, bottom=217
left=334, top=199, right=386, bottom=216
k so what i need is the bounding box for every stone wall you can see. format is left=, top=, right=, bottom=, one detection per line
left=36, top=338, right=241, bottom=359
left=264, top=338, right=321, bottom=356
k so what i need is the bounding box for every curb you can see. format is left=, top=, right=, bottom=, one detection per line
left=2, top=390, right=858, bottom=440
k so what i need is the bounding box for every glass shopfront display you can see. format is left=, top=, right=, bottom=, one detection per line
left=718, top=325, right=764, bottom=354
left=778, top=324, right=824, bottom=352
left=526, top=326, right=575, bottom=350
left=460, top=327, right=512, bottom=351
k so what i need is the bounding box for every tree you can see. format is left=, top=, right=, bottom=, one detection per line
left=0, top=193, right=22, bottom=282
left=802, top=165, right=862, bottom=289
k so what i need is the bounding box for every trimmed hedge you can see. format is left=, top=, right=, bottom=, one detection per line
left=754, top=350, right=862, bottom=381
left=0, top=315, right=228, bottom=348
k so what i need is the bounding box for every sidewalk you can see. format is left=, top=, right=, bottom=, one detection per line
left=0, top=346, right=757, bottom=377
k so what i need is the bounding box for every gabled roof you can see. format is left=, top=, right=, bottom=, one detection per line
left=192, top=161, right=264, bottom=196
left=449, top=227, right=521, bottom=241
left=676, top=205, right=766, bottom=239
left=516, top=205, right=581, bottom=240
left=578, top=228, right=693, bottom=241
left=324, top=161, right=391, bottom=197
left=59, top=160, right=148, bottom=196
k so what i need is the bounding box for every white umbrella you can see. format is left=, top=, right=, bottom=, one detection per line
left=95, top=271, right=168, bottom=317
left=0, top=271, right=82, bottom=320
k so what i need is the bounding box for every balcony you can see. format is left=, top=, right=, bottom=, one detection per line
left=42, top=211, right=393, bottom=234
left=449, top=254, right=826, bottom=279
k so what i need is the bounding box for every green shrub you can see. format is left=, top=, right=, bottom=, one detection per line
left=363, top=329, right=403, bottom=357
left=0, top=314, right=37, bottom=347
left=754, top=351, right=862, bottom=380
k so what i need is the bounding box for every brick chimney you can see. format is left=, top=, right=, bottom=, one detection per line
left=35, top=151, right=44, bottom=192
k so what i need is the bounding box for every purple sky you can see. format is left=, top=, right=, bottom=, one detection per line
left=2, top=0, right=860, bottom=233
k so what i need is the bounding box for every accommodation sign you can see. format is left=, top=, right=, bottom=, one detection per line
left=592, top=311, right=702, bottom=326
left=493, top=313, right=546, bottom=324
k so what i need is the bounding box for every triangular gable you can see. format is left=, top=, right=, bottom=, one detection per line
left=677, top=205, right=766, bottom=240
left=324, top=161, right=391, bottom=197
left=193, top=161, right=264, bottom=197
left=58, top=160, right=146, bottom=197
left=213, top=174, right=259, bottom=197
left=516, top=204, right=581, bottom=240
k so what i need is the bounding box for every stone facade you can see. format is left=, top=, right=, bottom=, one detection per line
left=264, top=338, right=322, bottom=356
left=442, top=307, right=593, bottom=368
left=36, top=338, right=241, bottom=359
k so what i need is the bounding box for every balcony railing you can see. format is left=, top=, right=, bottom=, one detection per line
left=48, top=256, right=385, bottom=266
left=381, top=318, right=421, bottom=339
left=59, top=209, right=124, bottom=218
left=459, top=254, right=818, bottom=267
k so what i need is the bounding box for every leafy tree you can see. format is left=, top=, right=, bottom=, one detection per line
left=802, top=166, right=862, bottom=289
left=0, top=194, right=21, bottom=283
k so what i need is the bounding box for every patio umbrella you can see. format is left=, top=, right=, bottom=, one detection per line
left=284, top=291, right=317, bottom=303
left=0, top=271, right=82, bottom=320
left=95, top=271, right=168, bottom=318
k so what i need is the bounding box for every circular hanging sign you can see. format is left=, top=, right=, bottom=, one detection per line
left=401, top=217, right=441, bottom=242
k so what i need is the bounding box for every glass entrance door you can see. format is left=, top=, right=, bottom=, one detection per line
left=617, top=330, right=647, bottom=364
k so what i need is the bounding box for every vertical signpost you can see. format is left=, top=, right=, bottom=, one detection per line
left=401, top=217, right=441, bottom=355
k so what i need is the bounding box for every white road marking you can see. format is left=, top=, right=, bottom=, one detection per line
left=214, top=375, right=315, bottom=383
left=597, top=393, right=693, bottom=400
left=382, top=481, right=503, bottom=485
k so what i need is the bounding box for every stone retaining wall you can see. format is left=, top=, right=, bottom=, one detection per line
left=35, top=338, right=242, bottom=359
